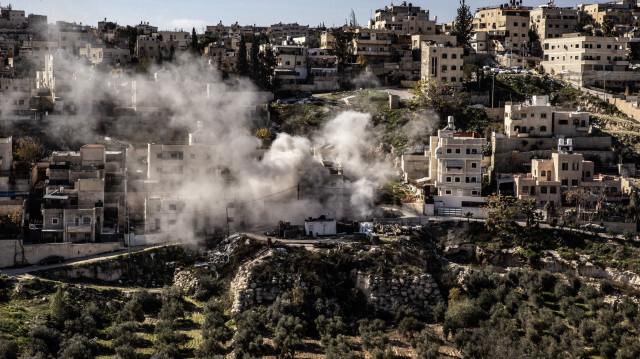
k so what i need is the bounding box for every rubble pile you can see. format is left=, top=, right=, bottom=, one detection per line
left=234, top=273, right=308, bottom=312
left=173, top=268, right=201, bottom=295
left=354, top=270, right=443, bottom=318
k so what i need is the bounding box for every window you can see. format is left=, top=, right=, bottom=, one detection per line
left=572, top=162, right=579, bottom=170
left=465, top=177, right=470, bottom=183
left=83, top=217, right=91, bottom=225
left=571, top=179, right=579, bottom=187
left=52, top=218, right=59, bottom=225
left=169, top=204, right=177, bottom=211
left=471, top=163, right=477, bottom=168
left=452, top=54, right=457, bottom=59
left=446, top=148, right=452, bottom=153
left=561, top=179, right=568, bottom=186
left=157, top=153, right=163, bottom=159
left=540, top=126, right=547, bottom=132
left=611, top=187, right=618, bottom=194
left=446, top=177, right=452, bottom=182
left=455, top=148, right=460, bottom=154
left=472, top=190, right=479, bottom=195
left=455, top=177, right=461, bottom=183
left=562, top=162, right=569, bottom=171
left=442, top=65, right=448, bottom=71
left=451, top=65, right=457, bottom=70
left=558, top=119, right=568, bottom=124
left=585, top=171, right=591, bottom=178
left=451, top=77, right=457, bottom=82
left=550, top=186, right=557, bottom=194
left=442, top=53, right=448, bottom=59
left=445, top=190, right=452, bottom=195
left=471, top=149, right=477, bottom=154
left=522, top=186, right=529, bottom=193
left=541, top=170, right=546, bottom=177
left=541, top=186, right=548, bottom=194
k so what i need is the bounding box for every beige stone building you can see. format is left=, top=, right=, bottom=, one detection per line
left=514, top=139, right=622, bottom=208
left=578, top=0, right=636, bottom=34
left=421, top=43, right=464, bottom=85
left=530, top=4, right=578, bottom=42
left=38, top=145, right=125, bottom=243
left=79, top=44, right=131, bottom=65
left=370, top=3, right=436, bottom=35
left=542, top=34, right=632, bottom=87
left=429, top=117, right=485, bottom=198
left=472, top=3, right=532, bottom=55
left=504, top=95, right=589, bottom=138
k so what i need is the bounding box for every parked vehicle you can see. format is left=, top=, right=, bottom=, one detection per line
left=39, top=255, right=65, bottom=265
left=580, top=223, right=605, bottom=232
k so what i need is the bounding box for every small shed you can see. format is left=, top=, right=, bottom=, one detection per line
left=304, top=216, right=337, bottom=237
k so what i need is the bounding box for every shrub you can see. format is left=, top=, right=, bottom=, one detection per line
left=232, top=310, right=266, bottom=358
left=159, top=286, right=185, bottom=320
left=324, top=335, right=356, bottom=359
left=397, top=317, right=424, bottom=340
left=273, top=315, right=305, bottom=359
left=359, top=319, right=389, bottom=352
left=57, top=334, right=98, bottom=359
left=0, top=339, right=18, bottom=359
left=25, top=325, right=61, bottom=358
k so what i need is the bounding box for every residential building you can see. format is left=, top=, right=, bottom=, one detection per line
left=0, top=5, right=26, bottom=29
left=472, top=2, right=532, bottom=55
left=578, top=0, right=636, bottom=34
left=268, top=23, right=312, bottom=43
left=504, top=95, right=589, bottom=138
left=79, top=44, right=131, bottom=65
left=136, top=21, right=158, bottom=35
left=514, top=138, right=622, bottom=208
left=530, top=3, right=578, bottom=43
left=429, top=117, right=486, bottom=198
left=158, top=31, right=191, bottom=50
left=369, top=2, right=436, bottom=35
left=420, top=43, right=464, bottom=85
left=35, top=145, right=124, bottom=243
left=542, top=34, right=634, bottom=87
left=273, top=44, right=308, bottom=81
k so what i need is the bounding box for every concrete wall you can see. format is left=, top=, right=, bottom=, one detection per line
left=493, top=136, right=612, bottom=155
left=493, top=150, right=616, bottom=173
left=609, top=97, right=640, bottom=121
left=0, top=240, right=121, bottom=268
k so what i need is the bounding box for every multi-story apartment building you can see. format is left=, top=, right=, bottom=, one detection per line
left=79, top=44, right=131, bottom=65
left=429, top=117, right=485, bottom=198
left=273, top=44, right=308, bottom=81
left=157, top=31, right=191, bottom=51
left=37, top=145, right=124, bottom=243
left=542, top=34, right=632, bottom=87
left=473, top=1, right=532, bottom=55
left=578, top=0, right=636, bottom=34
left=369, top=2, right=436, bottom=35
left=514, top=139, right=622, bottom=208
left=136, top=21, right=158, bottom=35
left=0, top=5, right=26, bottom=29
left=530, top=4, right=578, bottom=43
left=268, top=23, right=312, bottom=43
left=420, top=43, right=464, bottom=85
left=504, top=95, right=589, bottom=138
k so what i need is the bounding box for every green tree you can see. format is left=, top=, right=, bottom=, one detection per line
left=398, top=317, right=424, bottom=340
left=573, top=10, right=595, bottom=35
left=410, top=79, right=470, bottom=129
left=518, top=199, right=537, bottom=228
left=50, top=287, right=75, bottom=328
left=483, top=194, right=517, bottom=230
left=273, top=315, right=305, bottom=358
left=256, top=45, right=277, bottom=91
left=250, top=36, right=260, bottom=79
left=452, top=0, right=474, bottom=49
left=196, top=300, right=232, bottom=358
left=235, top=36, right=249, bottom=74
left=191, top=27, right=199, bottom=54
left=14, top=136, right=44, bottom=164
left=329, top=28, right=355, bottom=73
left=602, top=17, right=616, bottom=37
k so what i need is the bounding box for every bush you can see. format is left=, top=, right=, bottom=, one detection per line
left=359, top=319, right=389, bottom=352
left=109, top=321, right=140, bottom=348
left=49, top=287, right=76, bottom=328
left=0, top=339, right=18, bottom=359
left=324, top=335, right=356, bottom=359
left=443, top=300, right=487, bottom=337
left=159, top=286, right=186, bottom=320
left=132, top=289, right=161, bottom=315
left=25, top=325, right=61, bottom=358
left=315, top=315, right=347, bottom=343
left=57, top=334, right=97, bottom=359
left=232, top=310, right=266, bottom=358
left=273, top=315, right=305, bottom=359
left=397, top=317, right=424, bottom=340
left=196, top=300, right=232, bottom=358
left=117, top=297, right=145, bottom=323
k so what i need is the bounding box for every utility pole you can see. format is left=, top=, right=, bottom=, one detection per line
left=492, top=73, right=495, bottom=108
left=297, top=182, right=300, bottom=200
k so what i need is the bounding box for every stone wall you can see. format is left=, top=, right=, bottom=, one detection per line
left=0, top=240, right=121, bottom=268
left=354, top=270, right=443, bottom=318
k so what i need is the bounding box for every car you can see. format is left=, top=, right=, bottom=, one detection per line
left=580, top=223, right=605, bottom=232
left=39, top=255, right=65, bottom=265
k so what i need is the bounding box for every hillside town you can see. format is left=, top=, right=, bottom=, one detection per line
left=3, top=1, right=640, bottom=358
left=0, top=1, right=640, bottom=267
